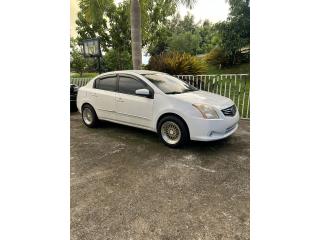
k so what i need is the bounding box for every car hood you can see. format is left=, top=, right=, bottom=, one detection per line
left=169, top=90, right=234, bottom=110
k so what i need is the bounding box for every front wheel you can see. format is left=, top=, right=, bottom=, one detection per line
left=158, top=116, right=189, bottom=148
left=81, top=104, right=99, bottom=128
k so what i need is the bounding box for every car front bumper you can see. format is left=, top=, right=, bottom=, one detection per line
left=187, top=111, right=240, bottom=141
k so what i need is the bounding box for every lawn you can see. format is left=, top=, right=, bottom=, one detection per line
left=206, top=63, right=250, bottom=75
left=70, top=72, right=99, bottom=78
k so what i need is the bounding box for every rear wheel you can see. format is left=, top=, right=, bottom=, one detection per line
left=81, top=104, right=99, bottom=128
left=158, top=115, right=189, bottom=148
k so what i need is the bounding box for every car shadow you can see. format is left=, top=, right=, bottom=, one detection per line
left=97, top=119, right=233, bottom=151
left=72, top=112, right=235, bottom=154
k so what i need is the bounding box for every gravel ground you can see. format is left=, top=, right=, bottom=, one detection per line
left=71, top=112, right=250, bottom=240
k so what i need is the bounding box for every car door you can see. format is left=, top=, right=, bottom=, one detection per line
left=115, top=74, right=154, bottom=129
left=93, top=75, right=117, bottom=120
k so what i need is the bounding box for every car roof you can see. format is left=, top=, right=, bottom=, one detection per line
left=98, top=70, right=164, bottom=76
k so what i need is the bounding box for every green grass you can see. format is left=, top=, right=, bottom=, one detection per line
left=70, top=72, right=99, bottom=78
left=206, top=63, right=250, bottom=75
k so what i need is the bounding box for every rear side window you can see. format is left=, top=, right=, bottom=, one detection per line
left=119, top=76, right=146, bottom=95
left=96, top=76, right=117, bottom=91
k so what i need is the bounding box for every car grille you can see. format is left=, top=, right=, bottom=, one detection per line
left=222, top=105, right=237, bottom=117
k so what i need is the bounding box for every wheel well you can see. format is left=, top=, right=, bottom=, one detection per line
left=157, top=113, right=190, bottom=136
left=81, top=103, right=94, bottom=112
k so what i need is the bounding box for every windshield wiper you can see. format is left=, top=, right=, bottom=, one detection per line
left=183, top=89, right=198, bottom=93
left=166, top=91, right=182, bottom=95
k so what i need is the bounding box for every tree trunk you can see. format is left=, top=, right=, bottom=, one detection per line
left=130, top=0, right=142, bottom=70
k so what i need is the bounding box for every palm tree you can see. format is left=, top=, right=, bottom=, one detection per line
left=79, top=0, right=196, bottom=69
left=130, top=0, right=142, bottom=69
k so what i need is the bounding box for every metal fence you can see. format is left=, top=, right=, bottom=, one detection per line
left=176, top=74, right=250, bottom=119
left=70, top=78, right=91, bottom=87
left=70, top=73, right=250, bottom=119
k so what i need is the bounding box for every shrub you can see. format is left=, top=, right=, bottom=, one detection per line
left=103, top=49, right=132, bottom=71
left=205, top=47, right=250, bottom=67
left=147, top=52, right=208, bottom=75
left=205, top=47, right=229, bottom=67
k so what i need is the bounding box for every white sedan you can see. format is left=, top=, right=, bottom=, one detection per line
left=77, top=70, right=239, bottom=147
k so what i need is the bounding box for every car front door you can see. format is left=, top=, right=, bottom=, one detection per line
left=115, top=74, right=154, bottom=129
left=94, top=75, right=117, bottom=120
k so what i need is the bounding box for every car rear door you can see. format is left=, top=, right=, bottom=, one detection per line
left=94, top=75, right=117, bottom=120
left=115, top=74, right=154, bottom=129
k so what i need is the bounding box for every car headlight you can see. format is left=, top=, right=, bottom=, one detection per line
left=192, top=103, right=220, bottom=119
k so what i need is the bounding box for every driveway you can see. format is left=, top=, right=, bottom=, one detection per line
left=71, top=112, right=250, bottom=240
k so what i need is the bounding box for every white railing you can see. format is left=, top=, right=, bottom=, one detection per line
left=176, top=74, right=250, bottom=119
left=70, top=78, right=91, bottom=87
left=70, top=73, right=250, bottom=119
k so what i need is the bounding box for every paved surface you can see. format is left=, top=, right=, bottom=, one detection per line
left=71, top=113, right=250, bottom=240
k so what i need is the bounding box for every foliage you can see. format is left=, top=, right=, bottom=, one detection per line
left=103, top=49, right=132, bottom=71
left=168, top=31, right=200, bottom=55
left=215, top=0, right=250, bottom=64
left=205, top=47, right=229, bottom=67
left=206, top=62, right=250, bottom=74
left=199, top=20, right=217, bottom=53
left=73, top=0, right=250, bottom=70
left=76, top=0, right=196, bottom=68
left=76, top=0, right=184, bottom=69
left=76, top=0, right=116, bottom=52
left=76, top=0, right=132, bottom=71
left=148, top=13, right=218, bottom=56
left=170, top=13, right=197, bottom=34
left=142, top=0, right=177, bottom=55
left=147, top=52, right=208, bottom=75
left=76, top=0, right=129, bottom=53
left=78, top=0, right=115, bottom=23
left=70, top=38, right=86, bottom=76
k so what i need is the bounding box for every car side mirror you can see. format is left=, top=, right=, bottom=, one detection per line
left=135, top=88, right=151, bottom=97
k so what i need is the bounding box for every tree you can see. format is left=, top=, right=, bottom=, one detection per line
left=148, top=13, right=218, bottom=56
left=103, top=49, right=132, bottom=71
left=76, top=0, right=116, bottom=52
left=78, top=0, right=196, bottom=69
left=70, top=38, right=86, bottom=76
left=198, top=20, right=216, bottom=53
left=168, top=31, right=200, bottom=55
left=215, top=0, right=250, bottom=64
left=76, top=0, right=132, bottom=71
left=107, top=1, right=132, bottom=70
left=130, top=0, right=142, bottom=69
left=142, top=0, right=176, bottom=55
left=131, top=0, right=196, bottom=69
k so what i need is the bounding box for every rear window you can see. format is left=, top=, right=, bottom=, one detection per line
left=96, top=76, right=117, bottom=91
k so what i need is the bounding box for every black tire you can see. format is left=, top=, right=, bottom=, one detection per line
left=81, top=104, right=99, bottom=128
left=157, top=115, right=189, bottom=148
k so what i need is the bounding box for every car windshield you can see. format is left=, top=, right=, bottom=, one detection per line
left=143, top=73, right=198, bottom=94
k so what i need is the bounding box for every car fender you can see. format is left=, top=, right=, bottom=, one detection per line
left=152, top=94, right=198, bottom=131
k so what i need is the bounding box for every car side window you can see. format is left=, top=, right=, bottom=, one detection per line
left=96, top=76, right=117, bottom=92
left=118, top=76, right=146, bottom=95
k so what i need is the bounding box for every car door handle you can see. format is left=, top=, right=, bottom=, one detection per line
left=116, top=98, right=124, bottom=102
